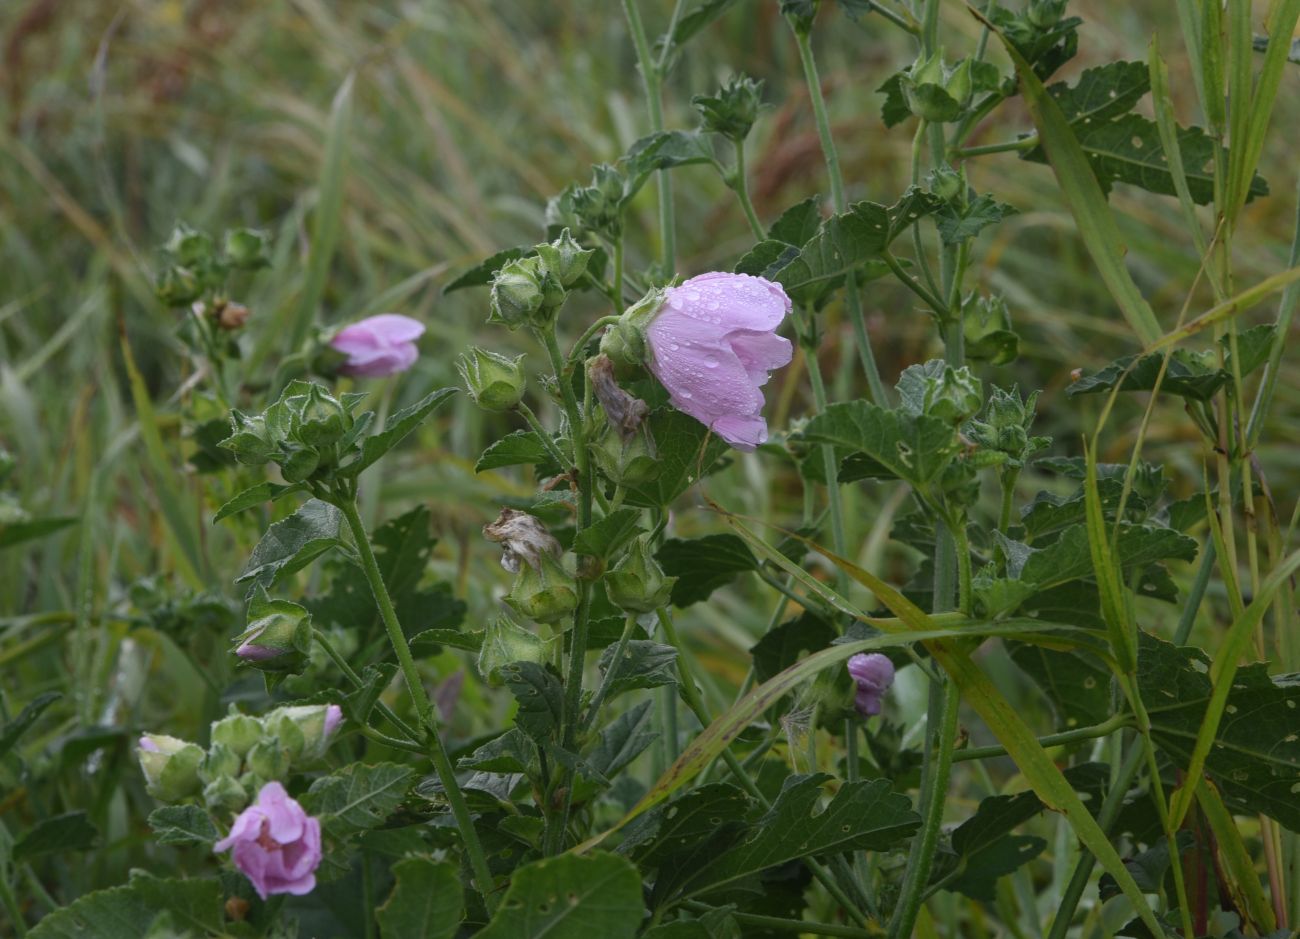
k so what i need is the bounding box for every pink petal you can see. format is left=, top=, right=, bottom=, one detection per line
left=727, top=329, right=793, bottom=386
left=356, top=313, right=425, bottom=343
left=666, top=272, right=791, bottom=331
left=709, top=414, right=770, bottom=451
left=647, top=311, right=764, bottom=422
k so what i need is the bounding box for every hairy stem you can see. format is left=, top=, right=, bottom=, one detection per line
left=621, top=0, right=674, bottom=275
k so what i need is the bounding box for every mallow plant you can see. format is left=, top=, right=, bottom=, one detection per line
left=9, top=2, right=1300, bottom=938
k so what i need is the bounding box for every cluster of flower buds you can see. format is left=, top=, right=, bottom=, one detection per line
left=219, top=380, right=366, bottom=484
left=547, top=169, right=628, bottom=242
left=154, top=222, right=270, bottom=308
left=488, top=229, right=595, bottom=332
left=964, top=385, right=1050, bottom=468
left=899, top=360, right=984, bottom=426
left=692, top=75, right=764, bottom=142
left=137, top=703, right=342, bottom=812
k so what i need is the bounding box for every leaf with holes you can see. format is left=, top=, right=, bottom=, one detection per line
left=376, top=857, right=463, bottom=939
left=1140, top=632, right=1300, bottom=830
left=1008, top=644, right=1113, bottom=731
left=475, top=852, right=643, bottom=939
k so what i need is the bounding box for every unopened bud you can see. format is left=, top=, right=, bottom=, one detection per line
left=604, top=538, right=676, bottom=614
left=232, top=590, right=312, bottom=675
left=505, top=550, right=579, bottom=625
left=489, top=257, right=548, bottom=330
left=137, top=733, right=204, bottom=801
left=210, top=712, right=262, bottom=758
left=457, top=347, right=527, bottom=412
left=535, top=228, right=595, bottom=289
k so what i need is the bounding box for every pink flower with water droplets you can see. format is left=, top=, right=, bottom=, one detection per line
left=329, top=314, right=425, bottom=377
left=646, top=272, right=793, bottom=451
left=847, top=653, right=895, bottom=718
left=215, top=781, right=321, bottom=900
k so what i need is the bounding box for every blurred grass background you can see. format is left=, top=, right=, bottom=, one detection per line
left=2, top=0, right=1298, bottom=920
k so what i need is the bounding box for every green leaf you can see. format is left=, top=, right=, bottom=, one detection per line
left=623, top=408, right=728, bottom=509
left=767, top=195, right=824, bottom=246
left=475, top=852, right=643, bottom=939
left=876, top=72, right=913, bottom=128
left=0, top=691, right=59, bottom=760
left=459, top=728, right=536, bottom=775
left=476, top=430, right=555, bottom=473
left=341, top=387, right=457, bottom=478
left=677, top=774, right=919, bottom=900
left=1140, top=632, right=1300, bottom=829
left=501, top=662, right=564, bottom=743
left=750, top=612, right=837, bottom=683
left=1004, top=523, right=1197, bottom=592
left=13, top=812, right=99, bottom=861
left=947, top=835, right=1046, bottom=902
left=306, top=762, right=416, bottom=838
left=585, top=700, right=658, bottom=781
left=1222, top=322, right=1278, bottom=378
left=1008, top=644, right=1112, bottom=731
left=147, top=805, right=218, bottom=847
left=236, top=498, right=344, bottom=586
left=572, top=508, right=644, bottom=560
left=377, top=857, right=463, bottom=939
left=596, top=641, right=679, bottom=700
left=983, top=9, right=1163, bottom=345
left=1067, top=350, right=1228, bottom=402
left=1047, top=60, right=1151, bottom=125
left=799, top=399, right=960, bottom=488
left=444, top=246, right=529, bottom=294
left=935, top=194, right=1017, bottom=245
left=28, top=875, right=224, bottom=939
left=0, top=515, right=77, bottom=550
left=659, top=0, right=743, bottom=53
left=1098, top=832, right=1195, bottom=900
left=657, top=534, right=757, bottom=606
left=623, top=131, right=717, bottom=196
left=212, top=482, right=304, bottom=523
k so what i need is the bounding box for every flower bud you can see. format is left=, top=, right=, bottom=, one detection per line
left=246, top=738, right=291, bottom=781
left=211, top=712, right=262, bottom=758
left=692, top=75, right=764, bottom=142
left=962, top=294, right=1019, bottom=366
left=1028, top=0, right=1067, bottom=28
left=477, top=615, right=555, bottom=685
left=219, top=411, right=277, bottom=466
left=214, top=301, right=251, bottom=331
left=505, top=550, right=579, bottom=625
left=232, top=590, right=312, bottom=675
left=165, top=223, right=216, bottom=267
left=571, top=164, right=626, bottom=238
left=489, top=257, right=548, bottom=330
left=604, top=538, right=676, bottom=614
left=203, top=774, right=250, bottom=813
left=199, top=741, right=242, bottom=786
left=535, top=229, right=595, bottom=289
left=277, top=445, right=321, bottom=484
left=599, top=287, right=666, bottom=371
left=901, top=50, right=963, bottom=123
left=287, top=383, right=349, bottom=449
left=592, top=424, right=660, bottom=487
left=156, top=265, right=203, bottom=307
left=457, top=347, right=527, bottom=412
left=945, top=57, right=973, bottom=107
left=137, top=733, right=204, bottom=801
left=223, top=227, right=271, bottom=270
left=847, top=653, right=895, bottom=718
left=928, top=165, right=964, bottom=203
left=263, top=705, right=344, bottom=763
left=965, top=385, right=1046, bottom=466
left=898, top=361, right=983, bottom=425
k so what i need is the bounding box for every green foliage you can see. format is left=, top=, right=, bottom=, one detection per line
left=377, top=858, right=464, bottom=939
left=475, top=852, right=644, bottom=939
left=656, top=534, right=757, bottom=606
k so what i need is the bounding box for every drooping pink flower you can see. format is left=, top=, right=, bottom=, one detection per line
left=847, top=653, right=896, bottom=717
left=646, top=272, right=793, bottom=451
left=215, top=781, right=321, bottom=900
left=329, top=314, right=425, bottom=377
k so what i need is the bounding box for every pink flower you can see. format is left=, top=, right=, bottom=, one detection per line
left=215, top=781, right=321, bottom=900
left=323, top=704, right=343, bottom=738
left=329, top=314, right=425, bottom=377
left=646, top=272, right=793, bottom=451
left=847, top=653, right=895, bottom=717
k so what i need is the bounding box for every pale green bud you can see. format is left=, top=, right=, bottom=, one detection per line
left=137, top=733, right=204, bottom=802
left=604, top=538, right=676, bottom=614
left=456, top=347, right=527, bottom=412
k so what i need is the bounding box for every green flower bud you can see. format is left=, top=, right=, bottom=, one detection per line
left=692, top=75, right=765, bottom=142
left=198, top=742, right=241, bottom=785
left=263, top=704, right=344, bottom=763
left=457, top=347, right=527, bottom=412
left=489, top=256, right=549, bottom=330
left=277, top=445, right=321, bottom=484
left=599, top=287, right=666, bottom=371
left=1027, top=0, right=1067, bottom=28
left=945, top=58, right=973, bottom=107
left=592, top=425, right=660, bottom=487
left=910, top=49, right=945, bottom=88
left=897, top=360, right=983, bottom=425
left=505, top=550, right=579, bottom=625
left=604, top=538, right=676, bottom=614
left=245, top=738, right=291, bottom=781
left=477, top=615, right=555, bottom=685
left=203, top=775, right=249, bottom=813
left=210, top=712, right=262, bottom=758
left=535, top=229, right=595, bottom=289
left=155, top=265, right=203, bottom=307
left=218, top=411, right=277, bottom=465
left=928, top=165, right=964, bottom=203
left=165, top=223, right=216, bottom=267
left=288, top=383, right=350, bottom=448
left=901, top=50, right=963, bottom=123
left=137, top=733, right=204, bottom=802
left=232, top=589, right=312, bottom=676
left=223, top=227, right=271, bottom=270
left=571, top=164, right=626, bottom=239
left=962, top=294, right=1019, bottom=366
left=965, top=385, right=1048, bottom=466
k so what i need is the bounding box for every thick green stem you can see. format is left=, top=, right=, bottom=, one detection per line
left=887, top=678, right=960, bottom=939
left=612, top=235, right=626, bottom=314
left=731, top=138, right=765, bottom=240
left=791, top=26, right=888, bottom=406
left=998, top=466, right=1020, bottom=534
left=622, top=0, right=674, bottom=275
left=335, top=496, right=497, bottom=909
